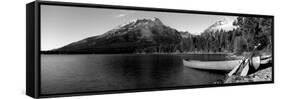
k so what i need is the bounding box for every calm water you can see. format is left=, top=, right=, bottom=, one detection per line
left=41, top=54, right=228, bottom=94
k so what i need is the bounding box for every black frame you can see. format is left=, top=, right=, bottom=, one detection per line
left=26, top=0, right=274, bottom=98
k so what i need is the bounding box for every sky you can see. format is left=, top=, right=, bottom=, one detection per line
left=41, top=5, right=237, bottom=51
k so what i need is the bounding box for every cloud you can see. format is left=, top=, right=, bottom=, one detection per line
left=115, top=14, right=127, bottom=18
left=114, top=11, right=136, bottom=18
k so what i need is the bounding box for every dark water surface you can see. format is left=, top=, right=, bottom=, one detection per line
left=41, top=54, right=228, bottom=94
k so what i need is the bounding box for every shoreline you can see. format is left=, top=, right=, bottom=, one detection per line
left=224, top=67, right=272, bottom=83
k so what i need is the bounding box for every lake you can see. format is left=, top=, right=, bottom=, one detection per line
left=41, top=54, right=229, bottom=95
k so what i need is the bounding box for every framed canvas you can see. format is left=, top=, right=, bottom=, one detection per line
left=26, top=0, right=274, bottom=98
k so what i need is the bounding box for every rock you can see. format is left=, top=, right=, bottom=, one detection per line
left=224, top=67, right=272, bottom=83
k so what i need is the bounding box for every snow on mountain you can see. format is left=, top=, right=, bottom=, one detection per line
left=99, top=17, right=164, bottom=39
left=204, top=17, right=237, bottom=33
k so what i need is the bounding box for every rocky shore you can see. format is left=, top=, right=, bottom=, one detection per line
left=224, top=67, right=272, bottom=83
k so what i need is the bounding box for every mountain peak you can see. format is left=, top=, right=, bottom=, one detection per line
left=131, top=17, right=163, bottom=26
left=204, top=17, right=237, bottom=33
left=153, top=17, right=163, bottom=25
left=215, top=17, right=228, bottom=25
left=99, top=17, right=169, bottom=39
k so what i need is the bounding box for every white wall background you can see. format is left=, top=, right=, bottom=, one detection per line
left=0, top=0, right=280, bottom=99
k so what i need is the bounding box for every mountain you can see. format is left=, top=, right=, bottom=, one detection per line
left=180, top=31, right=193, bottom=38
left=203, top=17, right=237, bottom=33
left=51, top=18, right=183, bottom=54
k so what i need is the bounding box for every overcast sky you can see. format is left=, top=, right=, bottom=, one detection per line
left=41, top=5, right=237, bottom=51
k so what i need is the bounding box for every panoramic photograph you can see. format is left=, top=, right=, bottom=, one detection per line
left=40, top=5, right=273, bottom=95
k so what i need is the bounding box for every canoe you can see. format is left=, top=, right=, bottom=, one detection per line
left=250, top=55, right=272, bottom=70
left=260, top=55, right=272, bottom=64
left=183, top=59, right=242, bottom=71
left=250, top=56, right=260, bottom=70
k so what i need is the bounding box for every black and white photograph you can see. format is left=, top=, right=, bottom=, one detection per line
left=40, top=4, right=273, bottom=95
